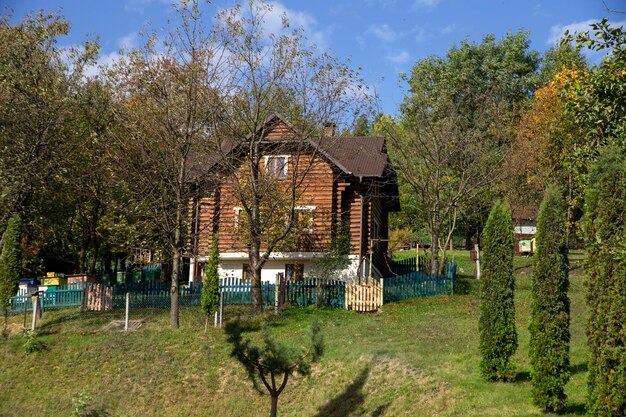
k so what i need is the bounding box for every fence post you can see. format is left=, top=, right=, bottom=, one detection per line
left=474, top=243, right=481, bottom=280
left=30, top=295, right=38, bottom=331
left=219, top=290, right=224, bottom=328
left=124, top=292, right=130, bottom=332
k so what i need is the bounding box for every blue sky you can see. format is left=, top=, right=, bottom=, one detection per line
left=9, top=0, right=625, bottom=115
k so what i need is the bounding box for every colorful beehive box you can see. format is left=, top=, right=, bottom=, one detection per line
left=67, top=274, right=97, bottom=285
left=42, top=274, right=68, bottom=286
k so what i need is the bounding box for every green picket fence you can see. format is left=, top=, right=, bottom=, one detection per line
left=383, top=271, right=454, bottom=303
left=9, top=283, right=90, bottom=314
left=286, top=279, right=345, bottom=308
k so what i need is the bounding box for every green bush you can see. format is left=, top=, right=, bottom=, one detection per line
left=581, top=146, right=626, bottom=416
left=0, top=214, right=22, bottom=311
left=529, top=185, right=570, bottom=412
left=22, top=330, right=45, bottom=354
left=479, top=201, right=517, bottom=381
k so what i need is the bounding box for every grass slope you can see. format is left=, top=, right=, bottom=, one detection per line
left=0, top=251, right=587, bottom=416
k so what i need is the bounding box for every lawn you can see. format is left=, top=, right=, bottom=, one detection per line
left=0, top=250, right=588, bottom=416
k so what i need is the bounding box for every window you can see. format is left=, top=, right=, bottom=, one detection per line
left=265, top=155, right=288, bottom=178
left=285, top=264, right=304, bottom=281
left=295, top=206, right=315, bottom=233
left=242, top=263, right=252, bottom=281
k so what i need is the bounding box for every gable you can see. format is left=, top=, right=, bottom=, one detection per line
left=262, top=119, right=299, bottom=141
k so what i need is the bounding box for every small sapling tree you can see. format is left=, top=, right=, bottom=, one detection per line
left=479, top=201, right=517, bottom=381
left=201, top=233, right=220, bottom=333
left=225, top=317, right=324, bottom=417
left=529, top=185, right=570, bottom=412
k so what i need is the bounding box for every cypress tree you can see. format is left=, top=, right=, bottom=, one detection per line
left=581, top=146, right=626, bottom=416
left=0, top=214, right=23, bottom=311
left=529, top=185, right=570, bottom=412
left=201, top=233, right=220, bottom=329
left=479, top=201, right=517, bottom=381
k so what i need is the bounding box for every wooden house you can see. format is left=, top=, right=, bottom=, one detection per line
left=185, top=114, right=399, bottom=284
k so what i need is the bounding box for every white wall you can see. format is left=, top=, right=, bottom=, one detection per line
left=210, top=255, right=361, bottom=284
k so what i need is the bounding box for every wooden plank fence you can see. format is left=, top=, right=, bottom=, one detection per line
left=81, top=283, right=113, bottom=311
left=345, top=280, right=383, bottom=312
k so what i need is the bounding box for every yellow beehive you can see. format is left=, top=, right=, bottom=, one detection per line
left=46, top=272, right=57, bottom=278
left=42, top=277, right=68, bottom=286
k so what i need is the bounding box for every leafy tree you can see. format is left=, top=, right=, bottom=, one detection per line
left=225, top=317, right=324, bottom=417
left=0, top=214, right=22, bottom=326
left=479, top=201, right=517, bottom=381
left=207, top=0, right=368, bottom=312
left=387, top=31, right=539, bottom=274
left=0, top=11, right=97, bottom=250
left=201, top=234, right=220, bottom=329
left=529, top=185, right=570, bottom=412
left=107, top=0, right=221, bottom=328
left=308, top=226, right=351, bottom=307
left=581, top=146, right=626, bottom=416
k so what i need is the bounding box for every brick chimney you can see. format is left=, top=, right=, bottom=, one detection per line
left=323, top=122, right=336, bottom=137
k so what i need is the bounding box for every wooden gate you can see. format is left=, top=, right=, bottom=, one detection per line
left=345, top=279, right=383, bottom=312
left=81, top=283, right=113, bottom=311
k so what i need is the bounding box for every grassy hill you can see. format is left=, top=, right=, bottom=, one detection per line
left=0, top=251, right=587, bottom=416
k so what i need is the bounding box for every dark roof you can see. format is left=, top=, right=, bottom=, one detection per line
left=313, top=136, right=388, bottom=177
left=184, top=113, right=394, bottom=182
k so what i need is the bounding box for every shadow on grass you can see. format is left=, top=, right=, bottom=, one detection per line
left=561, top=402, right=586, bottom=415
left=515, top=370, right=531, bottom=382
left=571, top=362, right=587, bottom=375
left=313, top=367, right=370, bottom=417
left=371, top=402, right=391, bottom=417
left=453, top=276, right=479, bottom=295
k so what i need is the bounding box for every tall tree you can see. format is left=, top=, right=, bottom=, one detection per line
left=208, top=0, right=367, bottom=311
left=479, top=201, right=517, bottom=381
left=581, top=146, right=626, bottom=417
left=388, top=31, right=539, bottom=274
left=0, top=11, right=97, bottom=250
left=108, top=0, right=223, bottom=328
left=529, top=185, right=570, bottom=412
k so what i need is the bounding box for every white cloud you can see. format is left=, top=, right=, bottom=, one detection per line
left=367, top=24, right=397, bottom=43
left=441, top=24, right=455, bottom=35
left=387, top=50, right=410, bottom=64
left=118, top=32, right=139, bottom=50
left=547, top=19, right=598, bottom=46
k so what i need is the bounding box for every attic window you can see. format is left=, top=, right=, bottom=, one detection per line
left=265, top=155, right=289, bottom=178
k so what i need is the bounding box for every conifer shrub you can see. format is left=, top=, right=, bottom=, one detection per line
left=201, top=234, right=220, bottom=326
left=529, top=185, right=570, bottom=412
left=479, top=201, right=517, bottom=381
left=581, top=146, right=626, bottom=416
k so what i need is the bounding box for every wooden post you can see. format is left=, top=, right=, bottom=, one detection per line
left=274, top=273, right=279, bottom=314
left=214, top=311, right=218, bottom=327
left=416, top=243, right=420, bottom=272
left=219, top=290, right=224, bottom=328
left=31, top=295, right=38, bottom=331
left=474, top=243, right=481, bottom=280
left=124, top=292, right=130, bottom=331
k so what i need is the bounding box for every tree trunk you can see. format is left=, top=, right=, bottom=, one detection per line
left=251, top=253, right=263, bottom=312
left=269, top=395, right=278, bottom=417
left=430, top=230, right=440, bottom=276
left=170, top=244, right=180, bottom=329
